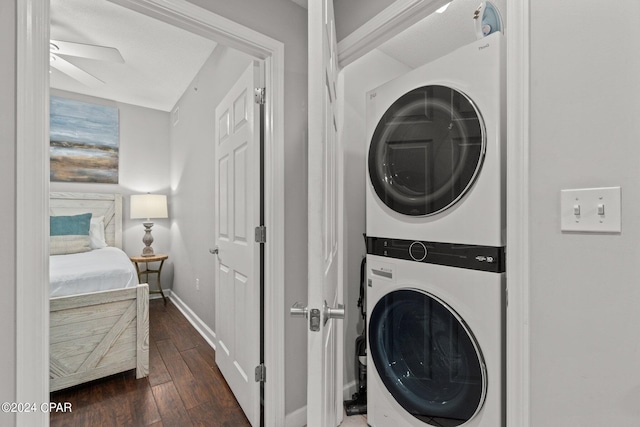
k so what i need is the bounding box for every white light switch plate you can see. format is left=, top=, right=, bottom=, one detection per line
left=560, top=187, right=621, bottom=233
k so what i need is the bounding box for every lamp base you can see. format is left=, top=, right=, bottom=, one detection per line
left=141, top=222, right=155, bottom=257
left=141, top=246, right=155, bottom=257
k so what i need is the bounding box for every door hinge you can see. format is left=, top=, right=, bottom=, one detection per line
left=255, top=225, right=267, bottom=243
left=255, top=363, right=266, bottom=382
left=254, top=87, right=266, bottom=105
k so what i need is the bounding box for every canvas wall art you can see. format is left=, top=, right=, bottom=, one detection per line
left=50, top=96, right=119, bottom=183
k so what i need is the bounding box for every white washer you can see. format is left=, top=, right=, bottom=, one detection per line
left=366, top=32, right=505, bottom=247
left=366, top=253, right=505, bottom=427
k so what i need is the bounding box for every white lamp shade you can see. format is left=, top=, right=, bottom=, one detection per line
left=130, top=194, right=168, bottom=220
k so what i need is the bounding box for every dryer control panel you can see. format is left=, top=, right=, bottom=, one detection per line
left=366, top=236, right=505, bottom=273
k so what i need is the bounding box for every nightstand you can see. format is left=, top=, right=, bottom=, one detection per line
left=130, top=254, right=168, bottom=304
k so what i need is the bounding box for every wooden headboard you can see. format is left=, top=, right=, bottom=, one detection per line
left=50, top=192, right=123, bottom=249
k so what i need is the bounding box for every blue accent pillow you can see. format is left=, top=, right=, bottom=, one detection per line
left=50, top=213, right=92, bottom=255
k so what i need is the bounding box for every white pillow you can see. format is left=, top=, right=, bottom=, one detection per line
left=89, top=215, right=108, bottom=249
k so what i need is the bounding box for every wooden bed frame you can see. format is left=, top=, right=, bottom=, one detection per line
left=49, top=192, right=149, bottom=392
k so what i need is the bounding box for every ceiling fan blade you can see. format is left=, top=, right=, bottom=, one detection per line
left=50, top=54, right=105, bottom=87
left=50, top=39, right=124, bottom=63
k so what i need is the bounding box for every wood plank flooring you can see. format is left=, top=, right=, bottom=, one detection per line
left=50, top=299, right=251, bottom=427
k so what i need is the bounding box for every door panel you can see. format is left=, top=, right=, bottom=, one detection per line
left=307, top=0, right=342, bottom=426
left=215, top=62, right=261, bottom=427
left=234, top=143, right=248, bottom=242
left=219, top=156, right=229, bottom=238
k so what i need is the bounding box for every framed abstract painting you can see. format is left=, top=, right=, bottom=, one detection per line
left=50, top=96, right=119, bottom=183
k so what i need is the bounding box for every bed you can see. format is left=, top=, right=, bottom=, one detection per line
left=49, top=192, right=149, bottom=392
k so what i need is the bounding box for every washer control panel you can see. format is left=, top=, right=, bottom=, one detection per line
left=366, top=236, right=505, bottom=273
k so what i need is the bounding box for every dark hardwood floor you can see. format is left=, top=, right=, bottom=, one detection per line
left=50, top=298, right=251, bottom=427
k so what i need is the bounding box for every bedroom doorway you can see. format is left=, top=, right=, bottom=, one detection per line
left=16, top=0, right=286, bottom=425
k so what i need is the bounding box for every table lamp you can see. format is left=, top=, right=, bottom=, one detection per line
left=130, top=193, right=168, bottom=256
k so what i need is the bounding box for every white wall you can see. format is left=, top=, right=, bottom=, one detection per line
left=529, top=1, right=640, bottom=425
left=169, top=44, right=253, bottom=331
left=49, top=89, right=172, bottom=289
left=338, top=49, right=411, bottom=396
left=0, top=0, right=16, bottom=425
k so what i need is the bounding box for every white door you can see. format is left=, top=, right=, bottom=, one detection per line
left=299, top=0, right=344, bottom=425
left=215, top=62, right=262, bottom=427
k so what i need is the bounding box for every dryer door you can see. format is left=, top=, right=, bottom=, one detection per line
left=368, top=85, right=485, bottom=216
left=369, top=289, right=487, bottom=426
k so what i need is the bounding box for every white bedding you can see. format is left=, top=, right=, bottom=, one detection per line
left=50, top=247, right=139, bottom=298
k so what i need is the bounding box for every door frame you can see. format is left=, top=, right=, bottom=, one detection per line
left=505, top=1, right=531, bottom=425
left=15, top=0, right=286, bottom=425
left=16, top=1, right=50, bottom=425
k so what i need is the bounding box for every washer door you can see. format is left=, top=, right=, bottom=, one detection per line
left=368, top=85, right=485, bottom=216
left=369, top=289, right=487, bottom=426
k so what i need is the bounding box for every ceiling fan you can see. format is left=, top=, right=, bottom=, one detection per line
left=49, top=39, right=124, bottom=87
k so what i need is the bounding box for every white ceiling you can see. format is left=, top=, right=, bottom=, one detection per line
left=377, top=0, right=507, bottom=69
left=50, top=0, right=217, bottom=112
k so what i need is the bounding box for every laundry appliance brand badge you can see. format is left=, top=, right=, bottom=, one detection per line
left=478, top=43, right=490, bottom=50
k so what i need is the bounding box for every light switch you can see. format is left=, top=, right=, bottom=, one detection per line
left=560, top=187, right=621, bottom=233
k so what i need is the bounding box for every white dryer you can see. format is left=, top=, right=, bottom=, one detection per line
left=366, top=32, right=505, bottom=247
left=366, top=250, right=505, bottom=427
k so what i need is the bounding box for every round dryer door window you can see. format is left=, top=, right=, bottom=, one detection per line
left=369, top=289, right=487, bottom=426
left=369, top=85, right=485, bottom=216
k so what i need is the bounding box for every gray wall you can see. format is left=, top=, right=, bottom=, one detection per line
left=0, top=0, right=16, bottom=425
left=169, top=44, right=253, bottom=331
left=49, top=90, right=172, bottom=291
left=338, top=49, right=411, bottom=396
left=185, top=0, right=309, bottom=416
left=334, top=0, right=395, bottom=41
left=529, top=1, right=640, bottom=425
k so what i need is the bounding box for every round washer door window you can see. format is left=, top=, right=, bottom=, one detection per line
left=369, top=85, right=485, bottom=216
left=369, top=289, right=486, bottom=426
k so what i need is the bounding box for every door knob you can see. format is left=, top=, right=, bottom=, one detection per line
left=323, top=300, right=345, bottom=325
left=290, top=302, right=321, bottom=331
left=290, top=301, right=308, bottom=318
left=209, top=246, right=221, bottom=261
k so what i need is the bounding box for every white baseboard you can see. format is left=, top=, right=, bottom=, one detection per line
left=284, top=405, right=307, bottom=427
left=168, top=290, right=217, bottom=350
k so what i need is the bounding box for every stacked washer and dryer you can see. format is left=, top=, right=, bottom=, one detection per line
left=364, top=20, right=506, bottom=427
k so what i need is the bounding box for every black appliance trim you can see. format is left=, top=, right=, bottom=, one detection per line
left=366, top=236, right=505, bottom=273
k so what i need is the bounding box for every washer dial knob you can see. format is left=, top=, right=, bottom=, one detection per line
left=409, top=241, right=427, bottom=262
